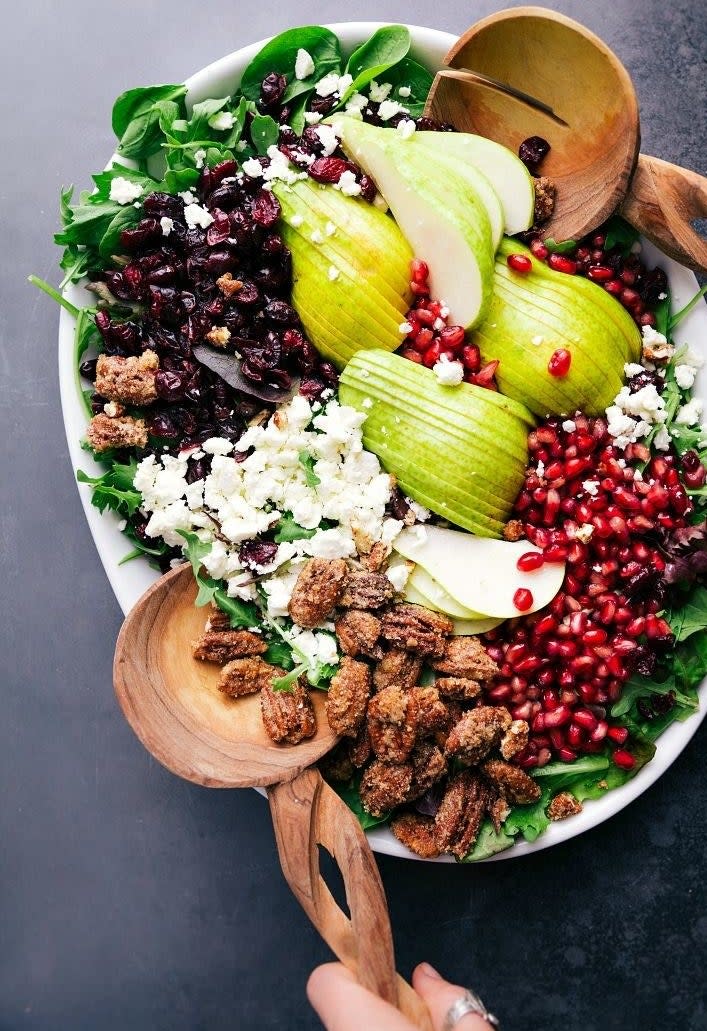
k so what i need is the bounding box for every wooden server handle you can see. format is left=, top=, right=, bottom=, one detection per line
left=621, top=153, right=707, bottom=275
left=268, top=768, right=433, bottom=1030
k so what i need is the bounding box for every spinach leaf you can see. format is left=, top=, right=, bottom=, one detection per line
left=112, top=84, right=187, bottom=159
left=74, top=307, right=101, bottom=417
left=298, top=450, right=320, bottom=487
left=250, top=114, right=280, bottom=155
left=603, top=215, right=640, bottom=256
left=274, top=513, right=317, bottom=543
left=504, top=787, right=552, bottom=842
left=239, top=26, right=342, bottom=104
left=341, top=25, right=411, bottom=102
left=98, top=205, right=142, bottom=258
left=272, top=662, right=308, bottom=692
left=383, top=58, right=434, bottom=118
left=653, top=291, right=671, bottom=338
left=27, top=274, right=80, bottom=319
left=77, top=459, right=142, bottom=516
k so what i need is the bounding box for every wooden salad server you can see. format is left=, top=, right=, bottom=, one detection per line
left=114, top=564, right=433, bottom=1031
left=425, top=6, right=707, bottom=274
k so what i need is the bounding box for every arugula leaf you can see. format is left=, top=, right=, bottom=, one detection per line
left=176, top=529, right=213, bottom=576
left=462, top=819, right=515, bottom=861
left=666, top=584, right=707, bottom=641
left=27, top=274, right=80, bottom=319
left=274, top=513, right=317, bottom=543
left=77, top=459, right=142, bottom=516
left=544, top=238, right=578, bottom=255
left=263, top=639, right=295, bottom=669
left=603, top=215, right=640, bottom=256
left=340, top=25, right=410, bottom=102
left=175, top=530, right=259, bottom=626
left=504, top=787, right=552, bottom=842
left=212, top=590, right=260, bottom=628
left=239, top=26, right=342, bottom=104
left=250, top=114, right=280, bottom=155
left=272, top=661, right=308, bottom=692
left=298, top=450, right=320, bottom=487
left=669, top=283, right=707, bottom=332
left=306, top=659, right=337, bottom=689
left=333, top=779, right=391, bottom=831
left=112, top=84, right=188, bottom=159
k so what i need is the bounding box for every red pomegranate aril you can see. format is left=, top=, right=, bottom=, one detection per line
left=461, top=344, right=481, bottom=371
left=607, top=725, right=629, bottom=745
left=557, top=747, right=577, bottom=762
left=549, top=728, right=566, bottom=751
left=421, top=342, right=441, bottom=368
left=605, top=279, right=623, bottom=295
left=567, top=724, right=584, bottom=748
left=534, top=614, right=556, bottom=637
left=517, top=551, right=545, bottom=572
left=410, top=258, right=429, bottom=283
left=439, top=325, right=465, bottom=351
left=415, top=307, right=436, bottom=327
left=530, top=239, right=549, bottom=260
left=590, top=720, right=608, bottom=743
left=412, top=328, right=434, bottom=353
left=573, top=708, right=598, bottom=732
left=507, top=252, right=533, bottom=273
left=548, top=348, right=571, bottom=377
left=587, top=265, right=614, bottom=282
left=400, top=347, right=422, bottom=363
left=548, top=253, right=578, bottom=275
left=544, top=543, right=568, bottom=563
left=513, top=588, right=534, bottom=612
left=410, top=280, right=429, bottom=296
left=487, top=684, right=514, bottom=703
left=544, top=704, right=572, bottom=728
left=613, top=749, right=635, bottom=770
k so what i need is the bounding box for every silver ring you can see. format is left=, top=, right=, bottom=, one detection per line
left=442, top=989, right=500, bottom=1031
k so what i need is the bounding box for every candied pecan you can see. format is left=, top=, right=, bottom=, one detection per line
left=390, top=812, right=441, bottom=859
left=219, top=657, right=283, bottom=698
left=408, top=742, right=447, bottom=800
left=502, top=519, right=525, bottom=542
left=261, top=678, right=316, bottom=744
left=434, top=771, right=490, bottom=859
left=380, top=604, right=453, bottom=657
left=431, top=637, right=499, bottom=680
left=349, top=725, right=372, bottom=768
left=288, top=558, right=348, bottom=628
left=325, top=657, right=371, bottom=738
left=335, top=610, right=382, bottom=659
left=319, top=742, right=354, bottom=783
left=373, top=649, right=423, bottom=692
left=360, top=541, right=390, bottom=573
left=360, top=760, right=413, bottom=817
left=487, top=793, right=511, bottom=833
left=547, top=791, right=583, bottom=821
left=367, top=686, right=417, bottom=763
left=192, top=629, right=266, bottom=663
left=339, top=570, right=395, bottom=610
left=94, top=349, right=159, bottom=406
left=206, top=604, right=231, bottom=631
left=86, top=413, right=148, bottom=451
left=408, top=686, right=449, bottom=736
left=444, top=706, right=512, bottom=766
left=500, top=719, right=530, bottom=761
left=533, top=176, right=556, bottom=224
left=434, top=676, right=482, bottom=701
left=205, top=325, right=231, bottom=348
left=482, top=758, right=541, bottom=804
left=216, top=272, right=244, bottom=297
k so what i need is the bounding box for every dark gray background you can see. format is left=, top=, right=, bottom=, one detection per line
left=2, top=1, right=706, bottom=1028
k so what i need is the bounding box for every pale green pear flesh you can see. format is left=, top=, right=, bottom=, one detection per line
left=409, top=566, right=485, bottom=618
left=413, top=130, right=535, bottom=235
left=403, top=578, right=504, bottom=634
left=393, top=525, right=566, bottom=619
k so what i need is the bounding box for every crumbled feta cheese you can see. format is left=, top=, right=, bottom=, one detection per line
left=202, top=438, right=234, bottom=456
left=109, top=176, right=143, bottom=205
left=345, top=93, right=368, bottom=116
left=368, top=81, right=393, bottom=103
left=683, top=347, right=705, bottom=370
left=630, top=241, right=642, bottom=254
left=183, top=203, right=214, bottom=230
left=327, top=265, right=340, bottom=282
left=582, top=480, right=599, bottom=496
left=160, top=216, right=174, bottom=236
left=531, top=335, right=544, bottom=346
left=314, top=124, right=340, bottom=157
left=675, top=364, right=697, bottom=390
left=117, top=519, right=127, bottom=532
left=675, top=399, right=703, bottom=426
left=334, top=170, right=361, bottom=196
left=324, top=221, right=336, bottom=237
left=398, top=321, right=414, bottom=335
left=653, top=425, right=671, bottom=451
left=432, top=356, right=464, bottom=386
left=208, top=111, right=235, bottom=131
left=574, top=523, right=594, bottom=543
left=378, top=99, right=406, bottom=121
left=561, top=419, right=576, bottom=432
left=624, top=363, right=644, bottom=378
left=641, top=324, right=674, bottom=363
left=398, top=85, right=412, bottom=98
left=536, top=460, right=546, bottom=479
left=658, top=291, right=667, bottom=301
left=387, top=563, right=410, bottom=592
left=290, top=214, right=304, bottom=227
left=396, top=118, right=416, bottom=140
left=193, top=148, right=207, bottom=169
left=311, top=229, right=323, bottom=244
left=242, top=157, right=264, bottom=178
left=407, top=500, right=430, bottom=522
left=315, top=72, right=340, bottom=97
left=303, top=110, right=323, bottom=125
left=294, top=47, right=315, bottom=80
left=103, top=401, right=121, bottom=418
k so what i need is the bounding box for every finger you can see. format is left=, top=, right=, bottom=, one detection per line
left=412, top=964, right=496, bottom=1031
left=307, top=962, right=417, bottom=1031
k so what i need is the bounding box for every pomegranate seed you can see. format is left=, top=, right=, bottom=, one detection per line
left=439, top=325, right=465, bottom=350
left=605, top=279, right=623, bottom=295
left=548, top=253, right=578, bottom=275
left=530, top=239, right=549, bottom=260
left=548, top=349, right=572, bottom=377
left=544, top=704, right=572, bottom=728
left=567, top=724, right=584, bottom=748
left=410, top=258, right=429, bottom=283
left=517, top=551, right=544, bottom=571
left=513, top=588, right=534, bottom=612
left=461, top=344, right=481, bottom=371
left=412, top=328, right=434, bottom=353
left=507, top=253, right=533, bottom=273
left=587, top=265, right=614, bottom=282
left=422, top=342, right=441, bottom=368
left=415, top=308, right=436, bottom=327
left=557, top=747, right=577, bottom=762
left=613, top=749, right=636, bottom=770
left=534, top=614, right=556, bottom=636
left=573, top=708, right=598, bottom=732
left=607, top=726, right=629, bottom=745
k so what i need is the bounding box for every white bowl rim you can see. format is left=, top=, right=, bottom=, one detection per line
left=57, top=20, right=707, bottom=864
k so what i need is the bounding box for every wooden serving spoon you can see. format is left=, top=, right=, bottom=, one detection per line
left=425, top=6, right=707, bottom=274
left=114, top=564, right=432, bottom=1030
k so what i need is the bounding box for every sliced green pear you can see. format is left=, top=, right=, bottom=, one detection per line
left=413, top=131, right=535, bottom=235
left=272, top=179, right=412, bottom=369
left=393, top=524, right=565, bottom=618
left=403, top=576, right=503, bottom=634
left=339, top=349, right=533, bottom=538
left=335, top=117, right=495, bottom=329
left=409, top=566, right=485, bottom=619
left=474, top=240, right=642, bottom=416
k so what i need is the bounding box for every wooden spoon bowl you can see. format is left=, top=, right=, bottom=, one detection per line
left=426, top=6, right=640, bottom=243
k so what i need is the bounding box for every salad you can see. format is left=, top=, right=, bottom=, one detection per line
left=34, top=23, right=707, bottom=861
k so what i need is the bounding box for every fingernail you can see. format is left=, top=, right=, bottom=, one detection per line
left=418, top=962, right=442, bottom=980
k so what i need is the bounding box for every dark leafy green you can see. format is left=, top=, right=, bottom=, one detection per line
left=112, top=84, right=188, bottom=159
left=77, top=458, right=141, bottom=516
left=669, top=283, right=707, bottom=332
left=298, top=451, right=321, bottom=487
left=272, top=662, right=308, bottom=692
left=544, top=238, right=578, bottom=255
left=238, top=26, right=342, bottom=104
left=274, top=513, right=317, bottom=543
left=250, top=114, right=280, bottom=155
left=603, top=215, right=640, bottom=256
left=340, top=25, right=410, bottom=102
left=333, top=779, right=391, bottom=831
left=383, top=58, right=434, bottom=118
left=176, top=530, right=259, bottom=626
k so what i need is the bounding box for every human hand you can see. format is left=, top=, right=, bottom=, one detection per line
left=307, top=961, right=497, bottom=1031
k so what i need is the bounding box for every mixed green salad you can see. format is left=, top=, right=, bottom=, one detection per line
left=34, top=23, right=707, bottom=860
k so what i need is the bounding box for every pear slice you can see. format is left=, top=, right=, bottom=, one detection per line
left=413, top=131, right=535, bottom=235
left=403, top=575, right=503, bottom=634
left=393, top=525, right=565, bottom=619
left=339, top=349, right=533, bottom=538
left=335, top=118, right=495, bottom=329
left=409, top=566, right=485, bottom=618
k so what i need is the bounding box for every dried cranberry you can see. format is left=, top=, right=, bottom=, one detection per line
left=155, top=369, right=187, bottom=401
left=518, top=136, right=550, bottom=173
left=259, top=72, right=286, bottom=109
left=264, top=300, right=299, bottom=325
left=239, top=539, right=278, bottom=569
left=252, top=189, right=281, bottom=228
left=310, top=95, right=337, bottom=116
left=309, top=157, right=350, bottom=184
left=120, top=219, right=162, bottom=252
left=299, top=376, right=327, bottom=399
left=206, top=210, right=231, bottom=246
left=79, top=357, right=98, bottom=380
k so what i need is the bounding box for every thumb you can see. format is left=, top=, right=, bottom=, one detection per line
left=412, top=963, right=497, bottom=1031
